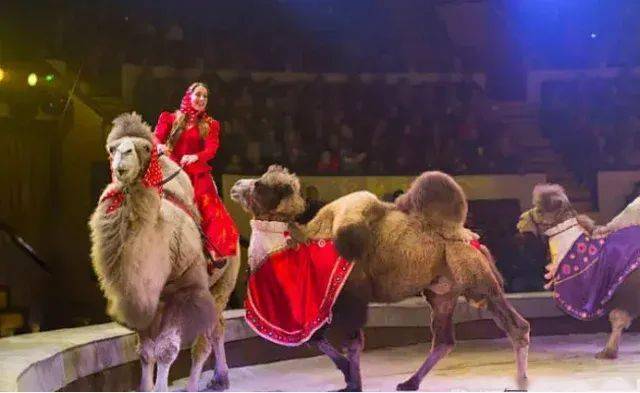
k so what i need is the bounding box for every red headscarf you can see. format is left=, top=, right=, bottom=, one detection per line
left=102, top=142, right=163, bottom=214
left=180, top=82, right=208, bottom=123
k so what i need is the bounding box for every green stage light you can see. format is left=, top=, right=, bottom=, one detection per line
left=27, top=73, right=38, bottom=86
left=45, top=74, right=54, bottom=82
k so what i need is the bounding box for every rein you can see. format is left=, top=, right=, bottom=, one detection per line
left=157, top=150, right=183, bottom=187
left=159, top=167, right=182, bottom=186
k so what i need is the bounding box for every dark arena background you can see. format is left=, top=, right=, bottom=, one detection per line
left=3, top=1, right=640, bottom=391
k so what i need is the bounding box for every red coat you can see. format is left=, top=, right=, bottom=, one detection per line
left=154, top=111, right=220, bottom=175
left=154, top=111, right=238, bottom=259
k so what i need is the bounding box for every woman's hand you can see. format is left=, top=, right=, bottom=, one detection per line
left=180, top=154, right=198, bottom=166
left=591, top=226, right=610, bottom=239
left=544, top=262, right=558, bottom=290
left=157, top=144, right=168, bottom=154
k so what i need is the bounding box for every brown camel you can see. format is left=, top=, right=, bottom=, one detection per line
left=518, top=184, right=640, bottom=360
left=89, top=113, right=239, bottom=391
left=231, top=165, right=530, bottom=391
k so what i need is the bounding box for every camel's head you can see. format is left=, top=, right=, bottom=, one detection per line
left=230, top=165, right=305, bottom=221
left=106, top=113, right=155, bottom=185
left=517, top=184, right=574, bottom=237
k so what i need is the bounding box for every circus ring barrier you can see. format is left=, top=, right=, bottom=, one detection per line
left=3, top=292, right=634, bottom=392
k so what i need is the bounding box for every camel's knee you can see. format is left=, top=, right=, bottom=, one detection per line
left=137, top=337, right=155, bottom=363
left=485, top=292, right=530, bottom=348
left=516, top=329, right=531, bottom=349
left=346, top=329, right=365, bottom=354
left=156, top=333, right=180, bottom=364
left=157, top=344, right=179, bottom=364
left=516, top=316, right=531, bottom=340
left=609, top=309, right=633, bottom=330
left=507, top=315, right=530, bottom=348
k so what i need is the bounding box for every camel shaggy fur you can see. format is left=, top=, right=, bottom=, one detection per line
left=89, top=113, right=239, bottom=391
left=231, top=165, right=530, bottom=391
left=517, top=184, right=640, bottom=359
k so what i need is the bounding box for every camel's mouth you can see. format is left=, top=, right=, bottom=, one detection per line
left=230, top=178, right=257, bottom=212
left=516, top=209, right=540, bottom=236
left=111, top=156, right=142, bottom=184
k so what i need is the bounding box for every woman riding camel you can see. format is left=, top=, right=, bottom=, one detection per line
left=154, top=82, right=239, bottom=265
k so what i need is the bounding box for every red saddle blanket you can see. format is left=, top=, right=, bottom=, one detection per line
left=245, top=239, right=353, bottom=346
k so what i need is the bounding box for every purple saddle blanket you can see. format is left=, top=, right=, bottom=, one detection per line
left=553, top=225, right=640, bottom=320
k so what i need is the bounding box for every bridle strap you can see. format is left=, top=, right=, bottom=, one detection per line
left=544, top=217, right=579, bottom=238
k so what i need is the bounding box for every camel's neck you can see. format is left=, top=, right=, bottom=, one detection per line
left=248, top=219, right=289, bottom=272
left=115, top=183, right=161, bottom=227
left=547, top=224, right=584, bottom=266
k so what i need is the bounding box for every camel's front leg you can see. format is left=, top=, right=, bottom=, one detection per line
left=397, top=290, right=458, bottom=391
left=154, top=329, right=181, bottom=392
left=343, top=329, right=365, bottom=392
left=138, top=331, right=156, bottom=392
left=207, top=318, right=230, bottom=391
left=309, top=334, right=352, bottom=389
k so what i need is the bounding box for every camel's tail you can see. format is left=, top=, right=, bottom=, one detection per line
left=478, top=244, right=504, bottom=289
left=335, top=222, right=371, bottom=261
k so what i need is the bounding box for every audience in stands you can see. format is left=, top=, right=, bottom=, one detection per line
left=540, top=70, right=640, bottom=200
left=132, top=75, right=520, bottom=176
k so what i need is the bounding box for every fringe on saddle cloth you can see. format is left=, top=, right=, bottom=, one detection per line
left=551, top=226, right=640, bottom=320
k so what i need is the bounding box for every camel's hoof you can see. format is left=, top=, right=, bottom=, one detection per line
left=516, top=375, right=529, bottom=391
left=396, top=379, right=420, bottom=391
left=206, top=374, right=230, bottom=392
left=337, top=385, right=362, bottom=392
left=595, top=349, right=618, bottom=359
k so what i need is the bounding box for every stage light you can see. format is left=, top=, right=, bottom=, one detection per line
left=27, top=73, right=38, bottom=87
left=590, top=33, right=597, bottom=39
left=0, top=68, right=4, bottom=82
left=45, top=74, right=54, bottom=82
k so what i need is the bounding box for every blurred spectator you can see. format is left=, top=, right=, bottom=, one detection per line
left=224, top=154, right=244, bottom=174
left=316, top=150, right=340, bottom=174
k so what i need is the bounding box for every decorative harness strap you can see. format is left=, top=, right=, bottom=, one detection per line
left=544, top=217, right=579, bottom=238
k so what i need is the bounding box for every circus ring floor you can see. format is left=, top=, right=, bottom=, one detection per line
left=3, top=292, right=640, bottom=391
left=172, top=333, right=640, bottom=392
